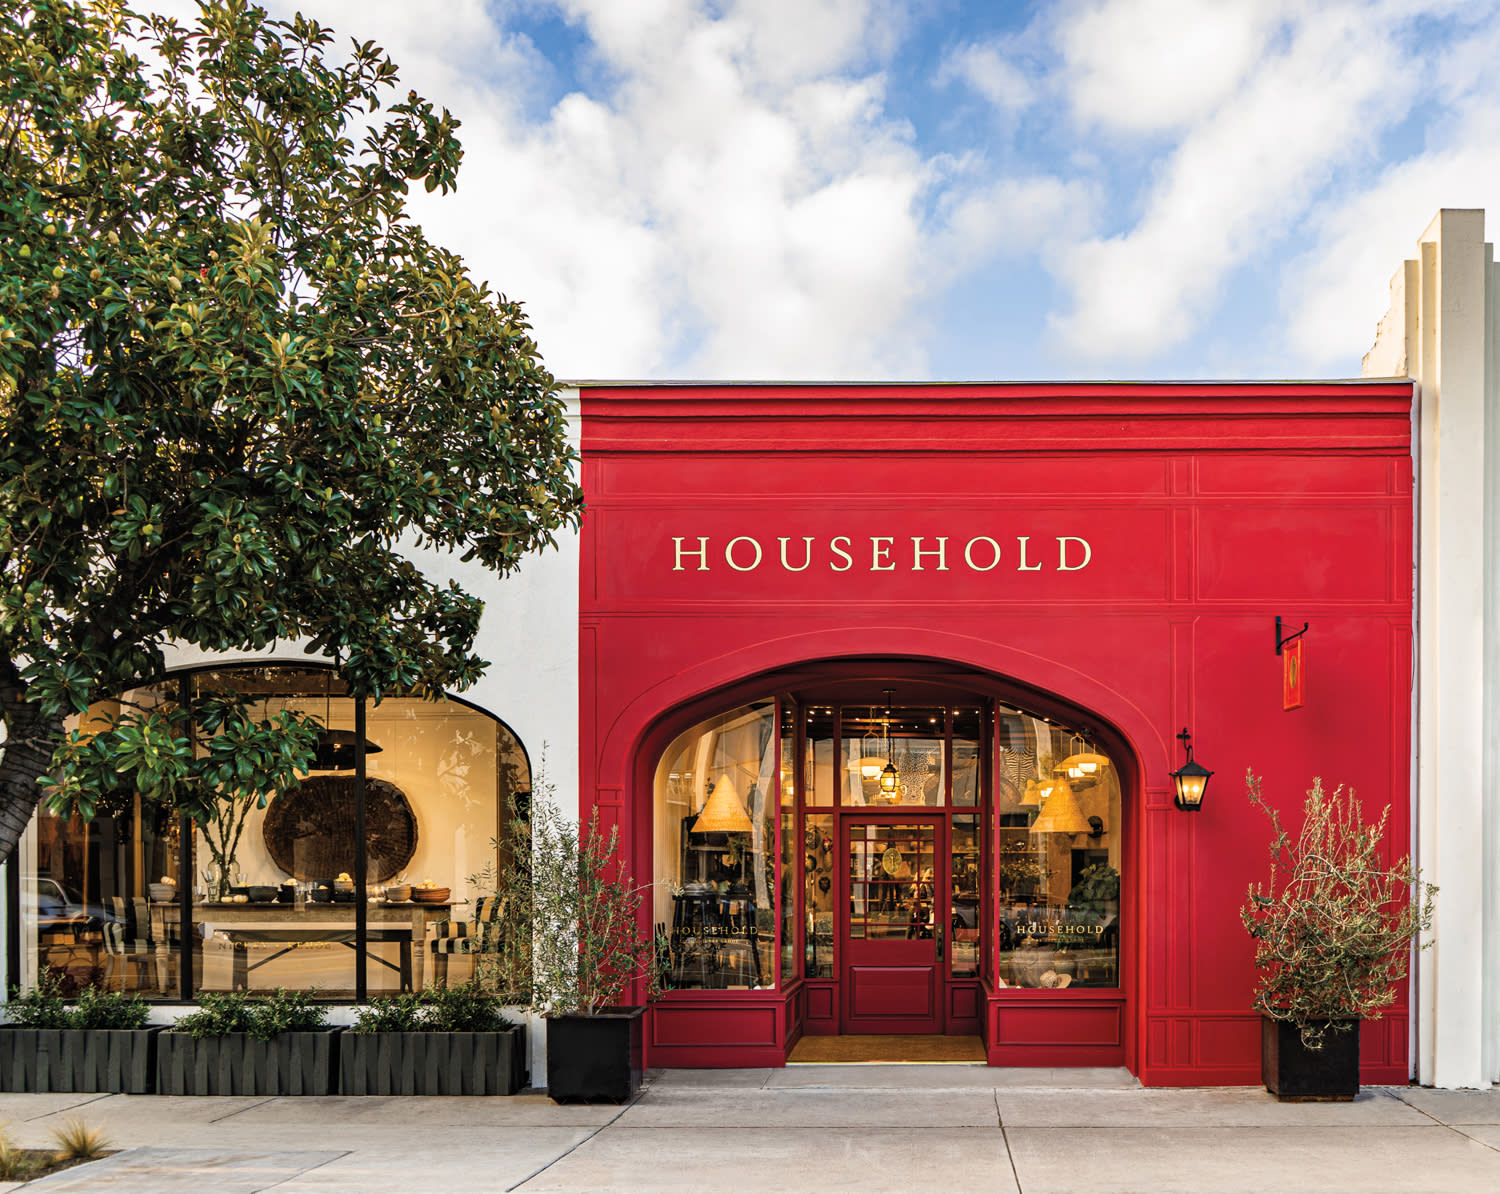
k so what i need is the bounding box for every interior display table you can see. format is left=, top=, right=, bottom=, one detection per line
left=183, top=901, right=465, bottom=992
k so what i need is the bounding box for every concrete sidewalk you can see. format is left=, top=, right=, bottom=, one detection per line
left=1, top=1066, right=1498, bottom=1193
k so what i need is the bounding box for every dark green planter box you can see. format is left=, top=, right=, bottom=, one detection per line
left=0, top=1026, right=163, bottom=1094
left=546, top=1007, right=644, bottom=1104
left=340, top=1026, right=527, bottom=1095
left=155, top=1028, right=343, bottom=1096
left=1262, top=1015, right=1360, bottom=1101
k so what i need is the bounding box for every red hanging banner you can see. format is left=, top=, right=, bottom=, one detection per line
left=1282, top=637, right=1305, bottom=710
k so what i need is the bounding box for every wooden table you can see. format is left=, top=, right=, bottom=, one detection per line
left=185, top=901, right=465, bottom=992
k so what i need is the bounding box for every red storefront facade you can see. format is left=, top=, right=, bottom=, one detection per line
left=578, top=381, right=1415, bottom=1087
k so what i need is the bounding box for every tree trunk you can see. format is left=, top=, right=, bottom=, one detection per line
left=0, top=666, right=62, bottom=868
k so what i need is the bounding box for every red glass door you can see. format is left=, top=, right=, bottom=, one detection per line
left=840, top=814, right=947, bottom=1033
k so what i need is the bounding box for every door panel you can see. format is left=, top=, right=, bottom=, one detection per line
left=841, top=816, right=946, bottom=1033
left=849, top=966, right=935, bottom=1018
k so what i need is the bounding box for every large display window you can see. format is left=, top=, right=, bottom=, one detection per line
left=993, top=713, right=1121, bottom=990
left=651, top=685, right=1122, bottom=1023
left=17, top=665, right=528, bottom=1000
left=653, top=701, right=779, bottom=990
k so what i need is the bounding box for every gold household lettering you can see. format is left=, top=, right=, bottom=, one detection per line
left=671, top=535, right=1092, bottom=574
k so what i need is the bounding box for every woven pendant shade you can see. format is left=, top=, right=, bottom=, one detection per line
left=692, top=776, right=753, bottom=834
left=1019, top=779, right=1047, bottom=808
left=1029, top=778, right=1090, bottom=835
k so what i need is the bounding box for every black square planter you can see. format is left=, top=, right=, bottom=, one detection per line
left=155, top=1028, right=343, bottom=1096
left=545, top=1007, right=645, bottom=1103
left=1262, top=1015, right=1360, bottom=1101
left=339, top=1027, right=528, bottom=1095
left=0, top=1027, right=164, bottom=1094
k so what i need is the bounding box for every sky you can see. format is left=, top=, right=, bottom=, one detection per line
left=146, top=0, right=1500, bottom=382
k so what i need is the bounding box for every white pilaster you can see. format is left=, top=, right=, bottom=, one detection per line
left=1367, top=210, right=1497, bottom=1088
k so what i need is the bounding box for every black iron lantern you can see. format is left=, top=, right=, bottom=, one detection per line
left=1170, top=727, right=1212, bottom=811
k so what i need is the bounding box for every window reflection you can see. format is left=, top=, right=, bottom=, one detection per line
left=654, top=702, right=778, bottom=989
left=995, top=717, right=1120, bottom=989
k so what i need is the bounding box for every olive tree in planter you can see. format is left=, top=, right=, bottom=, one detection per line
left=484, top=772, right=655, bottom=1103
left=1, top=977, right=160, bottom=1093
left=156, top=988, right=340, bottom=1096
left=340, top=982, right=526, bottom=1094
left=1241, top=772, right=1436, bottom=1101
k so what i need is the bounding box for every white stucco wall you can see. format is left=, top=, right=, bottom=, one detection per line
left=1364, top=210, right=1500, bottom=1089
left=160, top=390, right=583, bottom=821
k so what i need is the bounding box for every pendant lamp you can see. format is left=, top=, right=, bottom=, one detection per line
left=1029, top=778, right=1091, bottom=835
left=846, top=709, right=886, bottom=779
left=1060, top=732, right=1110, bottom=779
left=692, top=775, right=753, bottom=834
left=312, top=728, right=383, bottom=771
left=1019, top=778, right=1049, bottom=808
left=878, top=689, right=899, bottom=797
left=311, top=674, right=381, bottom=771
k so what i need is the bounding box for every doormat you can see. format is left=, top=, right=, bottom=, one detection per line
left=787, top=1034, right=986, bottom=1064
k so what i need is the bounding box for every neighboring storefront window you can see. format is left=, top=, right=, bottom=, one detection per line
left=18, top=665, right=527, bottom=999
left=994, top=712, right=1120, bottom=989
left=653, top=701, right=778, bottom=990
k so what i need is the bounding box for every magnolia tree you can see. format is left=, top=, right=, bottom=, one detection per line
left=0, top=0, right=583, bottom=859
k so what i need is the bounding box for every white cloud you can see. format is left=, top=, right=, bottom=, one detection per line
left=1046, top=1, right=1425, bottom=362
left=209, top=0, right=1070, bottom=380
left=131, top=0, right=1500, bottom=381
left=937, top=42, right=1037, bottom=113
left=1058, top=0, right=1286, bottom=135
left=1280, top=104, right=1500, bottom=373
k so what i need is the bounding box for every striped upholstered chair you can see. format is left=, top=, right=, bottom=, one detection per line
left=426, top=896, right=504, bottom=986
left=104, top=896, right=166, bottom=991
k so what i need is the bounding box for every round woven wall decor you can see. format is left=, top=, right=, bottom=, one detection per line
left=262, top=776, right=418, bottom=882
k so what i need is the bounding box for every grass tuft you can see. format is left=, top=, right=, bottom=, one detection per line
left=51, top=1117, right=112, bottom=1162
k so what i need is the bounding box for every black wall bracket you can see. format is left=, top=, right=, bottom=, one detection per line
left=1275, top=616, right=1309, bottom=656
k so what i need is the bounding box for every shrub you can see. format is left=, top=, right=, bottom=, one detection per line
left=1241, top=772, right=1437, bottom=1049
left=66, top=986, right=150, bottom=1031
left=5, top=974, right=69, bottom=1029
left=5, top=975, right=148, bottom=1030
left=175, top=988, right=328, bottom=1041
left=352, top=983, right=515, bottom=1034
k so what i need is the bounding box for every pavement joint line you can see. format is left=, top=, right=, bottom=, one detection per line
left=207, top=1095, right=276, bottom=1124
left=998, top=1097, right=1024, bottom=1194
left=1386, top=1085, right=1500, bottom=1152
left=250, top=1146, right=353, bottom=1191
left=21, top=1092, right=108, bottom=1122
left=504, top=1096, right=640, bottom=1192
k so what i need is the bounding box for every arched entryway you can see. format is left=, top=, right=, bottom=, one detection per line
left=638, top=657, right=1136, bottom=1067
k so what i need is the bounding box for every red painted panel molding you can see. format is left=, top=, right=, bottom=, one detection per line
left=581, top=382, right=1414, bottom=1085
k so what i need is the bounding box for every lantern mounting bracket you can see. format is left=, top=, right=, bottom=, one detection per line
left=1274, top=616, right=1309, bottom=656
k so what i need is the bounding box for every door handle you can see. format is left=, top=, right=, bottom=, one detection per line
left=934, top=924, right=943, bottom=963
